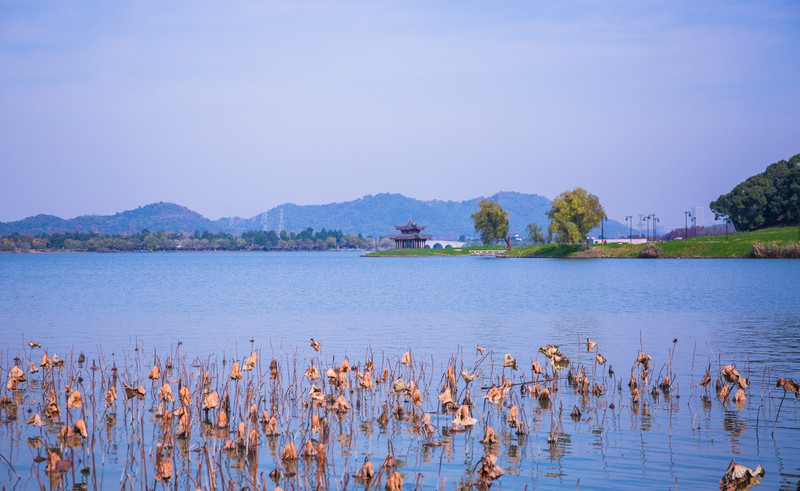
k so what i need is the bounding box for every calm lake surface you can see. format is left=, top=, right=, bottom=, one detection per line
left=1, top=252, right=799, bottom=489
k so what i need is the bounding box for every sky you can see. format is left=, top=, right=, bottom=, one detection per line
left=1, top=1, right=798, bottom=230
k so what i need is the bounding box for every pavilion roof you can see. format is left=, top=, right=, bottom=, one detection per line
left=394, top=216, right=427, bottom=232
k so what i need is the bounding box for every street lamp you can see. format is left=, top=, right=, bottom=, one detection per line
left=684, top=211, right=692, bottom=241
left=625, top=216, right=633, bottom=243
left=600, top=216, right=608, bottom=243
left=653, top=216, right=660, bottom=241
left=644, top=215, right=651, bottom=242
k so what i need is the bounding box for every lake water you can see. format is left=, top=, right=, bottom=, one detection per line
left=1, top=252, right=799, bottom=488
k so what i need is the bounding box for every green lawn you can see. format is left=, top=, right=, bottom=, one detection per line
left=505, top=226, right=799, bottom=258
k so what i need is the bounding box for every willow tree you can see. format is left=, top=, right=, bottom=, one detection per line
left=471, top=199, right=511, bottom=248
left=546, top=188, right=605, bottom=245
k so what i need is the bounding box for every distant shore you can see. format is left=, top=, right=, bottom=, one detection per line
left=366, top=226, right=800, bottom=259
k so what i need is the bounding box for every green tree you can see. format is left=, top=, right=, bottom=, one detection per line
left=526, top=223, right=545, bottom=244
left=471, top=199, right=510, bottom=248
left=710, top=153, right=800, bottom=231
left=546, top=188, right=605, bottom=245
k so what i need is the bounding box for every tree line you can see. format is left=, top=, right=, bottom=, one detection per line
left=0, top=228, right=377, bottom=252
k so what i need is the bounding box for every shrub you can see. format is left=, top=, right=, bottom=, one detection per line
left=638, top=243, right=664, bottom=258
left=751, top=242, right=783, bottom=258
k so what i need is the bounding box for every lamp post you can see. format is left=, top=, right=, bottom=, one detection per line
left=684, top=212, right=691, bottom=241
left=644, top=215, right=651, bottom=242
left=625, top=216, right=633, bottom=243
left=691, top=216, right=696, bottom=238
left=600, top=216, right=607, bottom=243
left=653, top=216, right=660, bottom=241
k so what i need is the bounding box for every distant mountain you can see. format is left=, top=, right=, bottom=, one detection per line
left=0, top=192, right=632, bottom=239
left=0, top=202, right=222, bottom=236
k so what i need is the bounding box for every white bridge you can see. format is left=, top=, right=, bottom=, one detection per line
left=425, top=239, right=466, bottom=249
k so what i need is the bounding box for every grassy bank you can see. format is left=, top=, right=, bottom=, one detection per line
left=506, top=226, right=799, bottom=258
left=368, top=227, right=799, bottom=258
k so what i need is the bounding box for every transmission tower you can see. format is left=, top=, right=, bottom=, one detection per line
left=261, top=206, right=268, bottom=231
left=278, top=208, right=285, bottom=234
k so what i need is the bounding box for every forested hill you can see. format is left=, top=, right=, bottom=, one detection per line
left=0, top=202, right=222, bottom=236
left=1, top=192, right=630, bottom=239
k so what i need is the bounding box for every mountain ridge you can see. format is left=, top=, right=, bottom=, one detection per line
left=0, top=192, right=631, bottom=239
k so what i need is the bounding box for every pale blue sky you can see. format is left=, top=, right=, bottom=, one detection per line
left=1, top=0, right=798, bottom=230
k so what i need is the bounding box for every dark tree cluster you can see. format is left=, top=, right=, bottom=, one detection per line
left=0, top=228, right=372, bottom=253
left=710, top=153, right=800, bottom=231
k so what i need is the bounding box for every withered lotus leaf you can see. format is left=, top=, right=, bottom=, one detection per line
left=332, top=394, right=351, bottom=413
left=592, top=383, right=604, bottom=397
left=438, top=385, right=454, bottom=405
left=305, top=364, right=320, bottom=380
left=480, top=426, right=497, bottom=445
left=270, top=359, right=279, bottom=380
left=26, top=413, right=43, bottom=427
left=538, top=345, right=560, bottom=359
left=202, top=390, right=218, bottom=409
left=105, top=386, right=117, bottom=408
left=45, top=451, right=60, bottom=474
left=700, top=372, right=711, bottom=387
left=217, top=411, right=228, bottom=428
left=301, top=440, right=318, bottom=457
left=628, top=375, right=638, bottom=390
left=353, top=459, right=374, bottom=479
left=58, top=424, right=73, bottom=440
left=29, top=361, right=38, bottom=374
left=40, top=352, right=51, bottom=368
left=259, top=410, right=270, bottom=425
left=734, top=388, right=746, bottom=407
left=28, top=341, right=41, bottom=349
left=477, top=454, right=504, bottom=482
left=570, top=406, right=581, bottom=420
left=551, top=353, right=570, bottom=370
left=6, top=378, right=18, bottom=391
left=52, top=354, right=64, bottom=368
left=263, top=416, right=279, bottom=436
left=386, top=471, right=403, bottom=491
left=249, top=404, right=258, bottom=425
left=476, top=345, right=486, bottom=354
left=532, top=361, right=543, bottom=375
left=586, top=338, right=597, bottom=352
left=310, top=338, right=321, bottom=351
left=309, top=386, right=324, bottom=401
left=507, top=405, right=519, bottom=428
left=176, top=411, right=191, bottom=438
left=401, top=351, right=412, bottom=366
left=179, top=385, right=191, bottom=406
left=0, top=395, right=11, bottom=406
left=223, top=439, right=236, bottom=452
left=159, top=383, right=174, bottom=403
left=776, top=377, right=800, bottom=396
left=244, top=352, right=257, bottom=371
left=452, top=404, right=477, bottom=426
left=73, top=418, right=88, bottom=438
left=202, top=371, right=211, bottom=387
left=596, top=353, right=606, bottom=365
left=282, top=441, right=299, bottom=461
left=503, top=354, right=517, bottom=370
left=360, top=370, right=374, bottom=389
left=718, top=384, right=731, bottom=401
left=719, top=460, right=764, bottom=491
left=337, top=370, right=349, bottom=388
left=393, top=378, right=406, bottom=393
left=230, top=362, right=242, bottom=380
left=636, top=352, right=652, bottom=370
left=155, top=443, right=172, bottom=482
left=340, top=358, right=350, bottom=372
left=411, top=388, right=422, bottom=407
left=631, top=387, right=640, bottom=403
left=538, top=388, right=551, bottom=402
left=147, top=365, right=160, bottom=380
left=8, top=365, right=25, bottom=382
left=248, top=428, right=259, bottom=447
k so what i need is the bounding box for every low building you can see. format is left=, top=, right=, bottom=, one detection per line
left=389, top=217, right=432, bottom=249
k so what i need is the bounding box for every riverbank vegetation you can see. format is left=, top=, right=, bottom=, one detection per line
left=505, top=226, right=799, bottom=258
left=0, top=228, right=378, bottom=252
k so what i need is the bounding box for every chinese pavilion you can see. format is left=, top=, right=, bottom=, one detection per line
left=389, top=217, right=432, bottom=249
